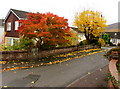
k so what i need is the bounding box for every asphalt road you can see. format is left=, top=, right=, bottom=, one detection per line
left=2, top=48, right=110, bottom=87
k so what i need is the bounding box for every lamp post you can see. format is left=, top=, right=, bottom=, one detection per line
left=77, top=28, right=79, bottom=51
left=114, top=33, right=117, bottom=45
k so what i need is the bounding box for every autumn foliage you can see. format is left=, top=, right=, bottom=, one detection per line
left=18, top=12, right=72, bottom=49
left=74, top=10, right=107, bottom=44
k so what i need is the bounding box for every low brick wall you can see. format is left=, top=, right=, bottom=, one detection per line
left=38, top=46, right=78, bottom=58
left=1, top=50, right=28, bottom=61
left=1, top=45, right=100, bottom=61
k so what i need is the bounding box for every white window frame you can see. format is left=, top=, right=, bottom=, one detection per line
left=7, top=22, right=11, bottom=31
left=12, top=38, right=19, bottom=45
left=112, top=39, right=116, bottom=43
left=15, top=21, right=19, bottom=30
left=5, top=37, right=19, bottom=46
left=6, top=37, right=12, bottom=46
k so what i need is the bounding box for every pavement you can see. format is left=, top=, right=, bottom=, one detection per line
left=66, top=65, right=109, bottom=88
left=1, top=47, right=114, bottom=88
left=66, top=47, right=115, bottom=88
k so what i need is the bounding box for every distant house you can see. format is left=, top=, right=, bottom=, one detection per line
left=4, top=9, right=28, bottom=46
left=105, top=22, right=120, bottom=45
left=0, top=19, right=4, bottom=44
left=71, top=27, right=86, bottom=43
left=0, top=19, right=4, bottom=29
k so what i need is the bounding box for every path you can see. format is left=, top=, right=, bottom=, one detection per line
left=67, top=65, right=109, bottom=88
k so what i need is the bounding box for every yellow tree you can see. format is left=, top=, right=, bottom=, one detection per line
left=74, top=10, right=107, bottom=44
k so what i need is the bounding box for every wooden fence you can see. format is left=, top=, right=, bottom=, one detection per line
left=1, top=45, right=100, bottom=61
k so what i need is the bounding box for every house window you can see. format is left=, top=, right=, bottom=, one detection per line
left=6, top=38, right=12, bottom=46
left=13, top=38, right=19, bottom=44
left=15, top=21, right=19, bottom=30
left=112, top=39, right=117, bottom=44
left=112, top=39, right=115, bottom=43
left=6, top=37, right=19, bottom=46
left=7, top=22, right=11, bottom=31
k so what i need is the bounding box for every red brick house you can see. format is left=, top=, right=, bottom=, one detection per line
left=4, top=9, right=28, bottom=46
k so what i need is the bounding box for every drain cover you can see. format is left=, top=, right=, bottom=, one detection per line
left=4, top=74, right=40, bottom=87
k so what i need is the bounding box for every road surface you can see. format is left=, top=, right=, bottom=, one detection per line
left=2, top=47, right=112, bottom=87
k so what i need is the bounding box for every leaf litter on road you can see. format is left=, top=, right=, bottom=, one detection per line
left=2, top=48, right=104, bottom=72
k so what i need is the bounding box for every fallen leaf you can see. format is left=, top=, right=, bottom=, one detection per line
left=3, top=86, right=8, bottom=88
left=31, top=81, right=35, bottom=84
left=99, top=69, right=102, bottom=71
left=88, top=72, right=91, bottom=74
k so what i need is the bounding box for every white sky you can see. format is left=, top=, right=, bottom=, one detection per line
left=0, top=0, right=119, bottom=26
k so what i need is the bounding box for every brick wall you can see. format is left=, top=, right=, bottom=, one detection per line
left=1, top=45, right=100, bottom=61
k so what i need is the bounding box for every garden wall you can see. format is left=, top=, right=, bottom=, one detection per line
left=1, top=45, right=100, bottom=61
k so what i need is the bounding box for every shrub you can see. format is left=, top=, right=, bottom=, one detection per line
left=117, top=63, right=120, bottom=73
left=117, top=43, right=120, bottom=47
left=18, top=37, right=33, bottom=50
left=101, top=33, right=111, bottom=44
left=79, top=41, right=84, bottom=46
left=2, top=37, right=33, bottom=51
left=2, top=45, right=14, bottom=51
left=104, top=47, right=120, bottom=57
left=98, top=38, right=106, bottom=47
left=82, top=40, right=88, bottom=45
left=109, top=42, right=114, bottom=46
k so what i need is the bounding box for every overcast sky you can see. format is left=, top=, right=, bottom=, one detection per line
left=0, top=0, right=119, bottom=26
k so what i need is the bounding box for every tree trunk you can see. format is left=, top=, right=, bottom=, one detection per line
left=84, top=30, right=90, bottom=44
left=118, top=50, right=120, bottom=64
left=36, top=37, right=43, bottom=52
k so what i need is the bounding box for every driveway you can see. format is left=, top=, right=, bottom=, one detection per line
left=101, top=46, right=116, bottom=51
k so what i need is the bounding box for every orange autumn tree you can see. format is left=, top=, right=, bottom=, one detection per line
left=18, top=12, right=72, bottom=50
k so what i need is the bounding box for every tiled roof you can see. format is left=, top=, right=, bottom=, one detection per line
left=105, top=32, right=120, bottom=39
left=71, top=27, right=83, bottom=33
left=0, top=19, right=4, bottom=26
left=11, top=9, right=28, bottom=19
left=105, top=22, right=120, bottom=32
left=105, top=22, right=120, bottom=39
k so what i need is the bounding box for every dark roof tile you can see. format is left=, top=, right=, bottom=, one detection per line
left=105, top=22, right=120, bottom=32
left=71, top=27, right=83, bottom=33
left=106, top=32, right=120, bottom=39
left=0, top=19, right=4, bottom=26
left=11, top=9, right=28, bottom=19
